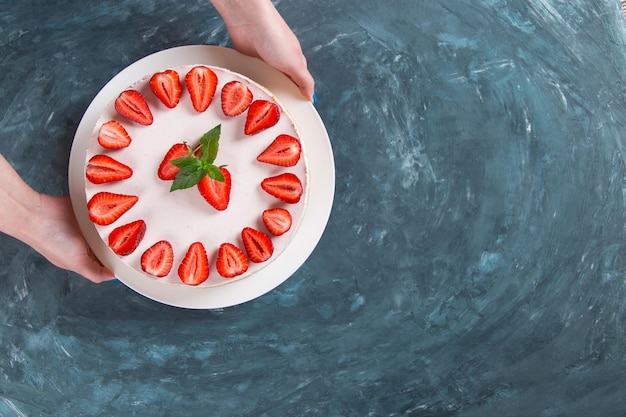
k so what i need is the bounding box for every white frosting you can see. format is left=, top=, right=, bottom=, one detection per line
left=85, top=65, right=308, bottom=287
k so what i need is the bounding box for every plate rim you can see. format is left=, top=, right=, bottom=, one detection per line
left=68, top=45, right=335, bottom=309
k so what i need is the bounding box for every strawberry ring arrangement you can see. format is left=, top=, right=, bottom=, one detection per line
left=84, top=65, right=308, bottom=287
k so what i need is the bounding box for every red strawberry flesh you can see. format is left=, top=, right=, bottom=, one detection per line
left=98, top=120, right=131, bottom=149
left=221, top=80, right=253, bottom=117
left=262, top=208, right=293, bottom=236
left=261, top=173, right=303, bottom=204
left=185, top=66, right=218, bottom=113
left=87, top=192, right=138, bottom=226
left=158, top=143, right=189, bottom=180
left=244, top=100, right=280, bottom=135
left=86, top=154, right=133, bottom=184
left=241, top=227, right=274, bottom=263
left=141, top=240, right=174, bottom=277
left=256, top=134, right=301, bottom=167
left=178, top=242, right=210, bottom=285
left=197, top=167, right=231, bottom=211
left=150, top=69, right=182, bottom=108
left=115, top=90, right=153, bottom=125
left=216, top=243, right=249, bottom=278
left=108, top=219, right=146, bottom=256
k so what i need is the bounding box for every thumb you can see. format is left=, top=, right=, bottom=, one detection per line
left=78, top=256, right=116, bottom=283
left=294, top=69, right=315, bottom=102
left=276, top=56, right=315, bottom=101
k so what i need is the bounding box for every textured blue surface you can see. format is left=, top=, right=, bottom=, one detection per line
left=1, top=1, right=626, bottom=415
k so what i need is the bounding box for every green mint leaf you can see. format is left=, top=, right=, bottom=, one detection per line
left=167, top=124, right=224, bottom=192
left=170, top=155, right=202, bottom=170
left=199, top=124, right=221, bottom=164
left=170, top=169, right=206, bottom=191
left=205, top=164, right=225, bottom=182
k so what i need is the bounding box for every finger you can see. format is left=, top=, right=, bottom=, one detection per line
left=79, top=258, right=116, bottom=283
left=279, top=58, right=315, bottom=101
left=296, top=72, right=315, bottom=102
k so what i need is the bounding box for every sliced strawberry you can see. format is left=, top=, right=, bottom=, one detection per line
left=185, top=66, right=218, bottom=112
left=108, top=219, right=146, bottom=256
left=157, top=143, right=189, bottom=180
left=261, top=173, right=303, bottom=204
left=244, top=100, right=280, bottom=135
left=216, top=243, right=249, bottom=278
left=98, top=120, right=132, bottom=149
left=197, top=167, right=231, bottom=211
left=86, top=154, right=133, bottom=184
left=114, top=89, right=153, bottom=125
left=221, top=80, right=253, bottom=117
left=241, top=227, right=274, bottom=263
left=256, top=134, right=301, bottom=167
left=149, top=69, right=182, bottom=108
left=141, top=240, right=174, bottom=277
left=178, top=241, right=210, bottom=285
left=87, top=192, right=139, bottom=226
left=262, top=208, right=293, bottom=236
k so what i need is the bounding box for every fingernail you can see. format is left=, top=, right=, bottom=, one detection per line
left=110, top=278, right=120, bottom=283
left=312, top=92, right=318, bottom=104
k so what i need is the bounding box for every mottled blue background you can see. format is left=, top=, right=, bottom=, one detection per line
left=1, top=1, right=626, bottom=416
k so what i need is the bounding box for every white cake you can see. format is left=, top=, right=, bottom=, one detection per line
left=84, top=65, right=308, bottom=287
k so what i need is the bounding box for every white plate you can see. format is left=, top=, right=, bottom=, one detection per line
left=69, top=45, right=334, bottom=309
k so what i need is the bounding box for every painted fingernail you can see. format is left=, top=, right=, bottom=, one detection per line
left=312, top=92, right=318, bottom=104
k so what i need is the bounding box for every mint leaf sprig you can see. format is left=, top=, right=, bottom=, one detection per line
left=169, top=124, right=226, bottom=192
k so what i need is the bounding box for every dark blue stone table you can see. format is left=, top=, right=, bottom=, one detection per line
left=1, top=1, right=626, bottom=415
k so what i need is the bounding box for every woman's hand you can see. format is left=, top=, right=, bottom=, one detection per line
left=32, top=195, right=115, bottom=283
left=211, top=0, right=315, bottom=101
left=0, top=154, right=113, bottom=283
